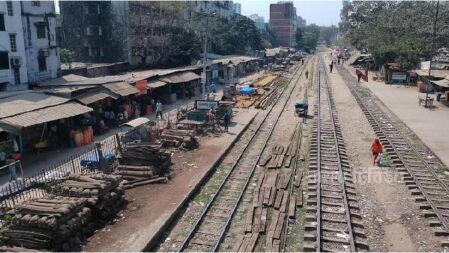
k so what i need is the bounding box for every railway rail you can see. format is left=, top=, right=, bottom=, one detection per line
left=156, top=59, right=309, bottom=252
left=337, top=64, right=449, bottom=247
left=304, top=58, right=368, bottom=252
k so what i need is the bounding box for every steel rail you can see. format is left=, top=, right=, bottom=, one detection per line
left=176, top=59, right=309, bottom=252
left=320, top=61, right=356, bottom=251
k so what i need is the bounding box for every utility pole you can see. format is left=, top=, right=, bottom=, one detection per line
left=202, top=16, right=209, bottom=95
left=426, top=0, right=439, bottom=107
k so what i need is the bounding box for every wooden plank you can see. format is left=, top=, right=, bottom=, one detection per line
left=252, top=207, right=262, bottom=233
left=277, top=146, right=284, bottom=155
left=232, top=235, right=244, bottom=252
left=273, top=213, right=286, bottom=239
left=268, top=187, right=276, bottom=207
left=294, top=170, right=303, bottom=188
left=245, top=233, right=259, bottom=252
left=274, top=190, right=284, bottom=209
left=272, top=239, right=280, bottom=252
left=265, top=237, right=273, bottom=253
left=284, top=145, right=290, bottom=156
left=257, top=172, right=266, bottom=189
left=288, top=195, right=296, bottom=219
left=258, top=188, right=265, bottom=207
left=245, top=206, right=255, bottom=233
left=252, top=189, right=260, bottom=208
left=238, top=234, right=252, bottom=252
left=263, top=187, right=271, bottom=206
left=296, top=189, right=303, bottom=207
left=260, top=208, right=268, bottom=233
left=266, top=210, right=279, bottom=251
left=280, top=190, right=289, bottom=213
left=259, top=155, right=272, bottom=167
left=284, top=155, right=293, bottom=168
left=276, top=154, right=285, bottom=168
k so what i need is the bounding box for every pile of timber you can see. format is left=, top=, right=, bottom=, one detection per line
left=50, top=174, right=125, bottom=221
left=160, top=129, right=199, bottom=150
left=254, top=87, right=278, bottom=109
left=259, top=144, right=296, bottom=169
left=116, top=143, right=171, bottom=189
left=0, top=195, right=92, bottom=251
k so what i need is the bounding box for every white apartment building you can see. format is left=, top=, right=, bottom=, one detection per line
left=233, top=3, right=241, bottom=15
left=21, top=1, right=60, bottom=84
left=0, top=1, right=28, bottom=91
left=0, top=1, right=59, bottom=91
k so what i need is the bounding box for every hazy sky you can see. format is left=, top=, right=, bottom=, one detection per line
left=239, top=0, right=343, bottom=26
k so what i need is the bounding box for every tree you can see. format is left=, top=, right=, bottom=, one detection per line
left=260, top=23, right=277, bottom=47
left=295, top=27, right=303, bottom=49
left=301, top=24, right=320, bottom=51
left=340, top=1, right=449, bottom=69
left=60, top=49, right=74, bottom=69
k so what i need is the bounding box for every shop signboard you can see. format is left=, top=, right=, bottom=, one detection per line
left=391, top=72, right=407, bottom=81
left=136, top=80, right=148, bottom=96
left=195, top=100, right=218, bottom=110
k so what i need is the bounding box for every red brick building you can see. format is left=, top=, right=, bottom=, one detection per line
left=269, top=1, right=297, bottom=47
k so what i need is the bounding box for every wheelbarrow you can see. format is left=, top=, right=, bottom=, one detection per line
left=295, top=102, right=308, bottom=117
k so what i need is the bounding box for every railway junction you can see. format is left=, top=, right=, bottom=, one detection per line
left=1, top=50, right=449, bottom=252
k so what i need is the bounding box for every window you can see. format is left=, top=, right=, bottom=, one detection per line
left=7, top=1, right=13, bottom=16
left=0, top=52, right=9, bottom=70
left=36, top=23, right=46, bottom=39
left=38, top=51, right=47, bottom=72
left=9, top=34, right=16, bottom=52
left=0, top=14, right=5, bottom=31
left=13, top=68, right=20, bottom=84
left=32, top=1, right=40, bottom=6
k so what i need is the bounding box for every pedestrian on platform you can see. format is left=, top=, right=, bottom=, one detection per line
left=371, top=138, right=383, bottom=166
left=156, top=100, right=163, bottom=119
left=329, top=62, right=334, bottom=73
left=301, top=59, right=304, bottom=65
left=223, top=112, right=230, bottom=132
left=305, top=70, right=309, bottom=79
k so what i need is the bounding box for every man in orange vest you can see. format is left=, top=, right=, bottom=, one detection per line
left=371, top=138, right=383, bottom=166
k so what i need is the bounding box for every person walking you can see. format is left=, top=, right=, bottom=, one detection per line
left=223, top=112, right=230, bottom=132
left=305, top=70, right=309, bottom=79
left=371, top=138, right=383, bottom=166
left=156, top=100, right=163, bottom=119
left=301, top=59, right=304, bottom=65
left=329, top=61, right=334, bottom=73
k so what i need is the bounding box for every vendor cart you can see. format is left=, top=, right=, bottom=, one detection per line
left=295, top=102, right=308, bottom=117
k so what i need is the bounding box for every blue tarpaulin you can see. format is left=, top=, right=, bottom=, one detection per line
left=80, top=152, right=116, bottom=168
left=240, top=86, right=255, bottom=95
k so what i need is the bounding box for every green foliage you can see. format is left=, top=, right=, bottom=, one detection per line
left=261, top=23, right=277, bottom=48
left=60, top=48, right=74, bottom=67
left=295, top=28, right=303, bottom=49
left=300, top=25, right=320, bottom=51
left=319, top=25, right=338, bottom=46
left=340, top=1, right=449, bottom=70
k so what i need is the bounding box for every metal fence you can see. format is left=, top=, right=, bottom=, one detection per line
left=0, top=134, right=118, bottom=212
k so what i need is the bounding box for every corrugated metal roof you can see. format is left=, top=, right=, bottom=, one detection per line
left=122, top=117, right=150, bottom=128
left=102, top=82, right=138, bottom=96
left=0, top=93, right=69, bottom=119
left=415, top=69, right=449, bottom=79
left=0, top=102, right=92, bottom=129
left=148, top=80, right=167, bottom=89
left=432, top=75, right=449, bottom=88
left=75, top=89, right=119, bottom=105
left=42, top=85, right=97, bottom=97
left=161, top=71, right=200, bottom=84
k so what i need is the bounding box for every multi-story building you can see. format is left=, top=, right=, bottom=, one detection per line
left=0, top=1, right=28, bottom=91
left=21, top=1, right=60, bottom=83
left=233, top=3, right=241, bottom=14
left=59, top=1, right=125, bottom=63
left=269, top=1, right=297, bottom=47
left=249, top=14, right=265, bottom=31
left=296, top=15, right=306, bottom=28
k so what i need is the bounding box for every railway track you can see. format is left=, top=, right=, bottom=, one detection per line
left=156, top=60, right=309, bottom=252
left=337, top=64, right=449, bottom=247
left=304, top=58, right=368, bottom=252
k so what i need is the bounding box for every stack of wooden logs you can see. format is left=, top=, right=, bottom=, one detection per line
left=160, top=129, right=199, bottom=150
left=116, top=143, right=171, bottom=189
left=259, top=144, right=296, bottom=169
left=0, top=195, right=92, bottom=251
left=52, top=174, right=125, bottom=221
left=254, top=87, right=279, bottom=110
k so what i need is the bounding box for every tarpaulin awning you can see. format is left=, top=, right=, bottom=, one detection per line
left=148, top=80, right=167, bottom=89
left=0, top=102, right=92, bottom=132
left=122, top=117, right=150, bottom=128
left=433, top=76, right=449, bottom=88
left=75, top=89, right=119, bottom=105
left=102, top=82, right=138, bottom=96
left=161, top=71, right=200, bottom=84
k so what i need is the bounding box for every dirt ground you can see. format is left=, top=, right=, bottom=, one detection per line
left=83, top=109, right=257, bottom=251
left=326, top=55, right=441, bottom=251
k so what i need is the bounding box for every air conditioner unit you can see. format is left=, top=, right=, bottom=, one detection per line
left=10, top=56, right=22, bottom=67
